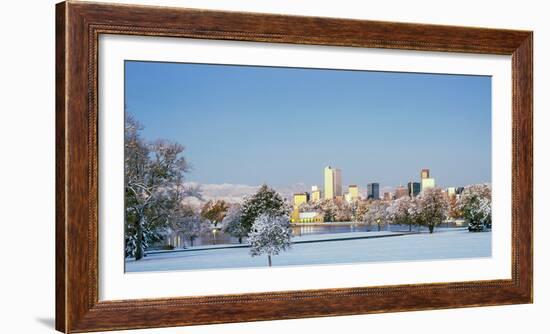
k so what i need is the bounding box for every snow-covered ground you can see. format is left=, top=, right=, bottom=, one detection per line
left=147, top=230, right=405, bottom=254
left=125, top=229, right=491, bottom=272
left=292, top=230, right=404, bottom=242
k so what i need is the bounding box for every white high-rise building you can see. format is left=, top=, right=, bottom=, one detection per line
left=420, top=168, right=435, bottom=192
left=420, top=168, right=435, bottom=191
left=421, top=177, right=435, bottom=191
left=324, top=166, right=342, bottom=199
left=324, top=167, right=333, bottom=199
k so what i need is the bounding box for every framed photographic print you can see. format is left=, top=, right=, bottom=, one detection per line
left=56, top=1, right=533, bottom=332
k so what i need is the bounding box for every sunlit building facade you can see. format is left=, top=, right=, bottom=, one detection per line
left=324, top=166, right=342, bottom=199
left=348, top=185, right=359, bottom=201
left=293, top=192, right=309, bottom=209
left=420, top=168, right=435, bottom=192
left=421, top=177, right=435, bottom=191
left=311, top=185, right=321, bottom=202
left=291, top=211, right=324, bottom=223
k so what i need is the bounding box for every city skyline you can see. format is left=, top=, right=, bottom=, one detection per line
left=126, top=61, right=491, bottom=189
left=291, top=166, right=474, bottom=213
left=184, top=165, right=485, bottom=206
left=313, top=166, right=451, bottom=202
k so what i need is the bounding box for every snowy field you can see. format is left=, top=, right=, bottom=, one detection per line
left=125, top=229, right=491, bottom=272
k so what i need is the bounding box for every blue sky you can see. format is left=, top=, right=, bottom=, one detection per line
left=125, top=61, right=491, bottom=189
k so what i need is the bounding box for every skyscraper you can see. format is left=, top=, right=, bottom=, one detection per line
left=324, top=166, right=342, bottom=199
left=311, top=185, right=321, bottom=202
left=344, top=185, right=359, bottom=203
left=407, top=182, right=421, bottom=197
left=333, top=169, right=342, bottom=197
left=324, top=167, right=334, bottom=199
left=420, top=168, right=435, bottom=192
left=367, top=183, right=379, bottom=200
left=348, top=185, right=359, bottom=200
left=421, top=168, right=430, bottom=179
left=421, top=177, right=435, bottom=191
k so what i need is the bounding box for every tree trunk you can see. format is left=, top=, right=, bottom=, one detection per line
left=268, top=255, right=272, bottom=267
left=409, top=224, right=412, bottom=232
left=135, top=216, right=144, bottom=261
left=429, top=225, right=434, bottom=233
left=238, top=236, right=242, bottom=244
left=190, top=237, right=194, bottom=247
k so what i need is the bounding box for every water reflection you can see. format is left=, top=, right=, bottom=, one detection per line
left=165, top=223, right=382, bottom=248
left=291, top=224, right=372, bottom=236
left=161, top=222, right=461, bottom=248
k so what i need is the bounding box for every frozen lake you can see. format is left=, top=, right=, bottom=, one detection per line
left=125, top=229, right=491, bottom=272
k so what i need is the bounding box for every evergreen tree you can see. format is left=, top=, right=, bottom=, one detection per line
left=240, top=184, right=290, bottom=233
left=458, top=184, right=492, bottom=231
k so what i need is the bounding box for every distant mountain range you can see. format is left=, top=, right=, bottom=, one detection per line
left=182, top=182, right=396, bottom=207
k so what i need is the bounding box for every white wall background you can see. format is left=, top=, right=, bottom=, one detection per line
left=0, top=0, right=546, bottom=333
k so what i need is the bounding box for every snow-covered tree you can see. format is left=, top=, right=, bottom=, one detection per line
left=297, top=198, right=353, bottom=222
left=457, top=184, right=492, bottom=231
left=124, top=114, right=192, bottom=259
left=418, top=188, right=449, bottom=233
left=362, top=201, right=390, bottom=231
left=248, top=213, right=292, bottom=267
left=297, top=201, right=316, bottom=212
left=317, top=199, right=335, bottom=222
left=240, top=185, right=290, bottom=233
left=334, top=199, right=353, bottom=221
left=354, top=200, right=371, bottom=224
left=388, top=196, right=416, bottom=231
left=222, top=204, right=247, bottom=243
left=446, top=195, right=461, bottom=220
left=407, top=196, right=424, bottom=231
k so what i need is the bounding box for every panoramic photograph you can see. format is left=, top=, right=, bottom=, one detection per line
left=124, top=61, right=492, bottom=272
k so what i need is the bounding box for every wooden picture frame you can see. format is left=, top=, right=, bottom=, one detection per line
left=56, top=1, right=533, bottom=332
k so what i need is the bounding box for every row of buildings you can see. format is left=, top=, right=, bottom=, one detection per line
left=295, top=167, right=438, bottom=206
left=382, top=168, right=434, bottom=201
left=382, top=169, right=464, bottom=201
left=291, top=167, right=463, bottom=223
